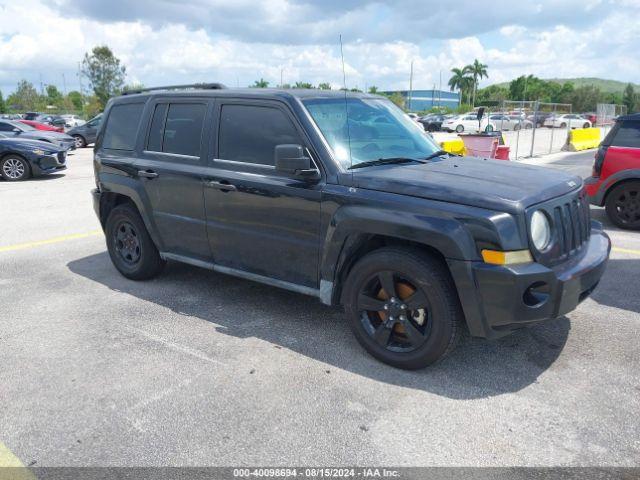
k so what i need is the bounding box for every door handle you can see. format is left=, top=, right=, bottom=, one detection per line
left=205, top=180, right=237, bottom=192
left=138, top=170, right=159, bottom=179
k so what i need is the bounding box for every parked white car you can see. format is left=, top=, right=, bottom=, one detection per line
left=60, top=114, right=86, bottom=128
left=441, top=114, right=497, bottom=133
left=544, top=114, right=591, bottom=129
left=488, top=114, right=534, bottom=131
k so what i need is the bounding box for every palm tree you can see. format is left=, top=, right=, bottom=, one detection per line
left=466, top=59, right=488, bottom=107
left=448, top=67, right=473, bottom=105
left=251, top=78, right=269, bottom=88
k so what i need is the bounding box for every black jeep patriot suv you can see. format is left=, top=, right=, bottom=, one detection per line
left=92, top=84, right=610, bottom=369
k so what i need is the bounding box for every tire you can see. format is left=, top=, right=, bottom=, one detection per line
left=1, top=155, right=31, bottom=181
left=343, top=247, right=463, bottom=369
left=484, top=124, right=494, bottom=133
left=583, top=123, right=590, bottom=129
left=105, top=204, right=166, bottom=280
left=524, top=123, right=533, bottom=129
left=73, top=135, right=86, bottom=148
left=514, top=123, right=521, bottom=131
left=560, top=122, right=567, bottom=128
left=605, top=181, right=640, bottom=230
left=455, top=125, right=464, bottom=133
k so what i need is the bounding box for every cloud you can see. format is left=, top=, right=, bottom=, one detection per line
left=0, top=0, right=638, bottom=96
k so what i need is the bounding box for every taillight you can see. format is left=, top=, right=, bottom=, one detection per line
left=592, top=146, right=608, bottom=177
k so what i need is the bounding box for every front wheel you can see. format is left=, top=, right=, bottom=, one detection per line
left=1, top=155, right=30, bottom=181
left=583, top=123, right=590, bottom=129
left=560, top=122, right=567, bottom=128
left=73, top=135, right=86, bottom=148
left=343, top=247, right=463, bottom=369
left=485, top=124, right=494, bottom=133
left=455, top=125, right=464, bottom=133
left=605, top=182, right=640, bottom=230
left=105, top=204, right=166, bottom=279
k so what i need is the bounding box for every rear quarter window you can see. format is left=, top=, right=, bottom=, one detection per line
left=102, top=103, right=145, bottom=151
left=610, top=121, right=640, bottom=148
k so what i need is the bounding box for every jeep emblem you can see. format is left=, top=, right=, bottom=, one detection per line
left=567, top=180, right=577, bottom=188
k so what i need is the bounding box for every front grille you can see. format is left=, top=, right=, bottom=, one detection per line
left=528, top=188, right=591, bottom=266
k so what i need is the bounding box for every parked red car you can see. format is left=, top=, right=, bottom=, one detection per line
left=585, top=113, right=640, bottom=229
left=582, top=112, right=597, bottom=125
left=18, top=119, right=64, bottom=133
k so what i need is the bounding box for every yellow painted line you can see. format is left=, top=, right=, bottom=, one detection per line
left=612, top=247, right=640, bottom=256
left=0, top=441, right=24, bottom=467
left=0, top=230, right=102, bottom=253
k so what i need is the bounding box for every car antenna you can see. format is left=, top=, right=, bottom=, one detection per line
left=339, top=34, right=353, bottom=177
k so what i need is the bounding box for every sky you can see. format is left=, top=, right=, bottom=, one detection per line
left=0, top=0, right=639, bottom=96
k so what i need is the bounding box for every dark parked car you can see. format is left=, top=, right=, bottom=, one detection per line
left=23, top=112, right=42, bottom=121
left=526, top=111, right=553, bottom=127
left=585, top=113, right=640, bottom=229
left=36, top=114, right=67, bottom=129
left=0, top=133, right=67, bottom=181
left=0, top=120, right=76, bottom=150
left=92, top=84, right=610, bottom=369
left=67, top=114, right=102, bottom=148
left=418, top=114, right=447, bottom=132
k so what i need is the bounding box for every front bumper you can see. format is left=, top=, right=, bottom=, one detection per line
left=449, top=222, right=610, bottom=338
left=30, top=152, right=67, bottom=176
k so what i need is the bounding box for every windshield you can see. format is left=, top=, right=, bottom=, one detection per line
left=302, top=97, right=440, bottom=168
left=10, top=121, right=33, bottom=131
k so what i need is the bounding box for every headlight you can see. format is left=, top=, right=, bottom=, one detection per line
left=32, top=148, right=46, bottom=155
left=531, top=210, right=551, bottom=251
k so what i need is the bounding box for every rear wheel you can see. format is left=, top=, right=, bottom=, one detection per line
left=105, top=204, right=166, bottom=279
left=455, top=125, right=464, bottom=133
left=1, top=155, right=30, bottom=181
left=343, top=247, right=463, bottom=369
left=605, top=181, right=640, bottom=230
left=583, top=122, right=590, bottom=129
left=514, top=123, right=521, bottom=131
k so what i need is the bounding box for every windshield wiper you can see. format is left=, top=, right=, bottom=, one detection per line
left=348, top=157, right=426, bottom=170
left=423, top=150, right=455, bottom=161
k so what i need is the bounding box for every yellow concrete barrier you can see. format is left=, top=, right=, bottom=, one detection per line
left=567, top=127, right=601, bottom=151
left=440, top=138, right=466, bottom=156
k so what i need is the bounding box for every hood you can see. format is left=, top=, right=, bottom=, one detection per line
left=353, top=157, right=582, bottom=214
left=20, top=131, right=73, bottom=141
left=0, top=137, right=63, bottom=152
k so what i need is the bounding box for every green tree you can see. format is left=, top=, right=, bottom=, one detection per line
left=81, top=45, right=126, bottom=108
left=466, top=59, right=488, bottom=107
left=317, top=82, right=331, bottom=90
left=623, top=83, right=637, bottom=113
left=476, top=85, right=509, bottom=104
left=0, top=90, right=6, bottom=114
left=251, top=78, right=269, bottom=88
left=568, top=85, right=602, bottom=112
left=7, top=80, right=40, bottom=111
left=448, top=67, right=473, bottom=105
left=368, top=85, right=379, bottom=94
left=294, top=82, right=314, bottom=89
left=67, top=91, right=83, bottom=111
left=388, top=92, right=406, bottom=109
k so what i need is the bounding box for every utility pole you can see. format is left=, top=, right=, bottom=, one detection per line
left=62, top=73, right=67, bottom=95
left=280, top=69, right=284, bottom=88
left=438, top=70, right=442, bottom=109
left=408, top=60, right=414, bottom=111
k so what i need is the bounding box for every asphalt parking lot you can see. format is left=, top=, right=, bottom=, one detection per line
left=0, top=148, right=639, bottom=467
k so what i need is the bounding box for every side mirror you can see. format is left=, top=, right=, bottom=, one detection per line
left=274, top=144, right=319, bottom=179
left=12, top=128, right=21, bottom=134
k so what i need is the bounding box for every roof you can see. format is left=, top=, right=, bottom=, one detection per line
left=617, top=112, right=640, bottom=122
left=118, top=85, right=378, bottom=102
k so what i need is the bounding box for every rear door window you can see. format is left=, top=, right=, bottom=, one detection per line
left=145, top=103, right=206, bottom=157
left=102, top=103, right=144, bottom=151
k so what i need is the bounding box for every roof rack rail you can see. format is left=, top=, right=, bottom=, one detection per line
left=121, top=83, right=227, bottom=95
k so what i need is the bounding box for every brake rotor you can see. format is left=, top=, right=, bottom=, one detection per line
left=377, top=281, right=416, bottom=334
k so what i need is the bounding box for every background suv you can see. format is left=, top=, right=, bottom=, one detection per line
left=586, top=113, right=640, bottom=229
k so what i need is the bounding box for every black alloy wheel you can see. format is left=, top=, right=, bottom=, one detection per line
left=344, top=247, right=463, bottom=369
left=606, top=182, right=640, bottom=230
